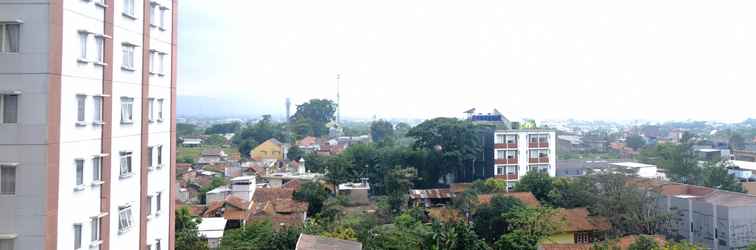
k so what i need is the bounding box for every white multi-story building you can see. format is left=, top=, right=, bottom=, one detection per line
left=493, top=129, right=557, bottom=190
left=0, top=0, right=177, bottom=249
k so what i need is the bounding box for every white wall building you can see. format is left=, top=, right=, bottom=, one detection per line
left=0, top=0, right=177, bottom=249
left=493, top=129, right=557, bottom=190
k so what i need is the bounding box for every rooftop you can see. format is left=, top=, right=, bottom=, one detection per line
left=296, top=234, right=363, bottom=250
left=729, top=160, right=756, bottom=171
left=339, top=182, right=370, bottom=190
left=609, top=162, right=656, bottom=168
left=197, top=217, right=227, bottom=239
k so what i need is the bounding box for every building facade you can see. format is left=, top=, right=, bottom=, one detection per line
left=0, top=0, right=177, bottom=249
left=493, top=129, right=557, bottom=190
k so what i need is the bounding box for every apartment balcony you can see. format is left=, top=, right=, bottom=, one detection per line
left=528, top=142, right=550, bottom=148
left=495, top=158, right=518, bottom=165
left=528, top=157, right=549, bottom=164
left=494, top=143, right=518, bottom=149
left=495, top=173, right=519, bottom=181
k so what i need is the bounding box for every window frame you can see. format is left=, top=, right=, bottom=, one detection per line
left=73, top=223, right=83, bottom=250
left=91, top=217, right=101, bottom=242
left=122, top=0, right=135, bottom=17
left=0, top=22, right=21, bottom=53
left=76, top=94, right=87, bottom=124
left=118, top=205, right=133, bottom=233
left=78, top=31, right=88, bottom=61
left=94, top=35, right=105, bottom=64
left=93, top=95, right=103, bottom=124
left=0, top=238, right=15, bottom=250
left=0, top=165, right=16, bottom=195
left=74, top=159, right=85, bottom=188
left=0, top=94, right=19, bottom=124
left=92, top=156, right=102, bottom=183
left=121, top=44, right=136, bottom=70
left=155, top=191, right=162, bottom=213
left=148, top=98, right=155, bottom=122
left=157, top=98, right=164, bottom=122
left=119, top=151, right=133, bottom=177
left=147, top=195, right=153, bottom=216
left=147, top=146, right=154, bottom=169
left=156, top=145, right=163, bottom=166
left=120, top=97, right=134, bottom=124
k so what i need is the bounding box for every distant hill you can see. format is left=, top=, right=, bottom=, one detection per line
left=177, top=95, right=263, bottom=118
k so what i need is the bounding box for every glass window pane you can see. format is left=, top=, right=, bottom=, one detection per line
left=3, top=95, right=18, bottom=123
left=1, top=166, right=16, bottom=195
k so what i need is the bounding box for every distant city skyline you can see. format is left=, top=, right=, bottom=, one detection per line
left=179, top=0, right=756, bottom=123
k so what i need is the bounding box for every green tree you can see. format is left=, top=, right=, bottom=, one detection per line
left=628, top=235, right=660, bottom=250
left=304, top=154, right=329, bottom=173
left=233, top=115, right=288, bottom=145
left=473, top=195, right=524, bottom=243
left=702, top=161, right=745, bottom=192
left=514, top=171, right=554, bottom=203
left=293, top=182, right=330, bottom=215
left=205, top=134, right=226, bottom=146
left=177, top=123, right=200, bottom=137
left=365, top=213, right=430, bottom=250
left=205, top=122, right=241, bottom=135
left=495, top=207, right=561, bottom=250
left=287, top=146, right=305, bottom=161
left=175, top=207, right=209, bottom=250
left=371, top=120, right=395, bottom=143
left=238, top=139, right=258, bottom=159
left=219, top=220, right=299, bottom=250
left=428, top=221, right=491, bottom=250
left=198, top=176, right=227, bottom=203
left=325, top=155, right=357, bottom=185
left=471, top=179, right=505, bottom=194
left=291, top=99, right=337, bottom=137
left=407, top=118, right=484, bottom=186
left=626, top=135, right=646, bottom=151
left=395, top=122, right=412, bottom=137
left=383, top=167, right=417, bottom=213
left=547, top=177, right=593, bottom=208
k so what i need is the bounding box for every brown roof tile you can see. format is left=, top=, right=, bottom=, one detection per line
left=282, top=179, right=303, bottom=191
left=551, top=208, right=611, bottom=233
left=409, top=188, right=454, bottom=200
left=478, top=192, right=541, bottom=207
left=253, top=188, right=295, bottom=202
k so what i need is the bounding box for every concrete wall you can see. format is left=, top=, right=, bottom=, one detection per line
left=0, top=1, right=51, bottom=249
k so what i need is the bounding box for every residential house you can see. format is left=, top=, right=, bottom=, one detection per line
left=542, top=208, right=611, bottom=244
left=198, top=148, right=228, bottom=165
left=478, top=192, right=541, bottom=208
left=203, top=196, right=253, bottom=229
left=338, top=180, right=371, bottom=206
left=247, top=188, right=308, bottom=229
left=638, top=180, right=756, bottom=250
left=251, top=138, right=285, bottom=161
left=727, top=160, right=755, bottom=181
left=183, top=138, right=203, bottom=147
left=197, top=217, right=227, bottom=249
left=296, top=234, right=363, bottom=250
left=297, top=136, right=321, bottom=153
left=539, top=235, right=666, bottom=250
left=409, top=188, right=454, bottom=207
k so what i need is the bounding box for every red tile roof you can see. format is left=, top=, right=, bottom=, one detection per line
left=478, top=192, right=541, bottom=208
left=253, top=188, right=295, bottom=202
left=552, top=208, right=611, bottom=233
left=409, top=188, right=454, bottom=199
left=282, top=179, right=303, bottom=191
left=296, top=234, right=363, bottom=250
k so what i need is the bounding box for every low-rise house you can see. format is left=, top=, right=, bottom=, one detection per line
left=727, top=160, right=756, bottom=181
left=251, top=138, right=285, bottom=161
left=297, top=136, right=321, bottom=153
left=409, top=188, right=454, bottom=207
left=478, top=192, right=541, bottom=208
left=539, top=235, right=666, bottom=250
left=197, top=217, right=227, bottom=250
left=338, top=181, right=370, bottom=206
left=182, top=138, right=202, bottom=147
left=555, top=160, right=624, bottom=177
left=206, top=186, right=231, bottom=204
left=542, top=208, right=611, bottom=244
left=295, top=234, right=363, bottom=250
left=203, top=196, right=253, bottom=229
left=247, top=198, right=308, bottom=229
left=198, top=148, right=228, bottom=165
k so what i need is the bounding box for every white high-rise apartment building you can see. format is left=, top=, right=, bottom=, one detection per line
left=0, top=0, right=177, bottom=249
left=493, top=129, right=557, bottom=190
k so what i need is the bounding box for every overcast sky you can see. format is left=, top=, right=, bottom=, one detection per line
left=178, top=0, right=756, bottom=122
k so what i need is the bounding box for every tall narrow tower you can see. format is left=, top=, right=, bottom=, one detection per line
left=285, top=98, right=291, bottom=121
left=337, top=74, right=341, bottom=124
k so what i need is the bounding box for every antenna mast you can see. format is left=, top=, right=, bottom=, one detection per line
left=337, top=74, right=341, bottom=124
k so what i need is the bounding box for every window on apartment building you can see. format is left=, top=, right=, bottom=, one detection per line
left=158, top=52, right=165, bottom=75
left=1, top=94, right=18, bottom=124
left=73, top=223, right=82, bottom=249
left=157, top=145, right=163, bottom=166
left=76, top=95, right=86, bottom=123
left=0, top=22, right=21, bottom=53
left=156, top=191, right=161, bottom=213
left=155, top=239, right=161, bottom=250
left=78, top=32, right=88, bottom=60
left=148, top=98, right=154, bottom=121
left=149, top=51, right=155, bottom=73
left=495, top=135, right=505, bottom=144
left=91, top=217, right=101, bottom=242
left=147, top=195, right=153, bottom=216
left=496, top=150, right=505, bottom=159
left=1, top=165, right=16, bottom=195
left=75, top=159, right=84, bottom=187
left=119, top=151, right=132, bottom=177
left=120, top=97, right=133, bottom=123
left=506, top=150, right=517, bottom=159
left=159, top=7, right=167, bottom=30
left=92, top=156, right=101, bottom=182
left=123, top=0, right=135, bottom=17
left=147, top=146, right=154, bottom=168
left=147, top=244, right=151, bottom=250
left=150, top=2, right=157, bottom=26
left=93, top=96, right=103, bottom=123
left=157, top=99, right=164, bottom=121
left=118, top=205, right=133, bottom=233
left=121, top=44, right=135, bottom=70
left=496, top=166, right=505, bottom=175
left=505, top=135, right=517, bottom=144
left=0, top=239, right=14, bottom=250
left=95, top=36, right=104, bottom=64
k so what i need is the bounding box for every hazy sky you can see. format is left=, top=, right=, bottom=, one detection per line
left=179, top=0, right=756, bottom=122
